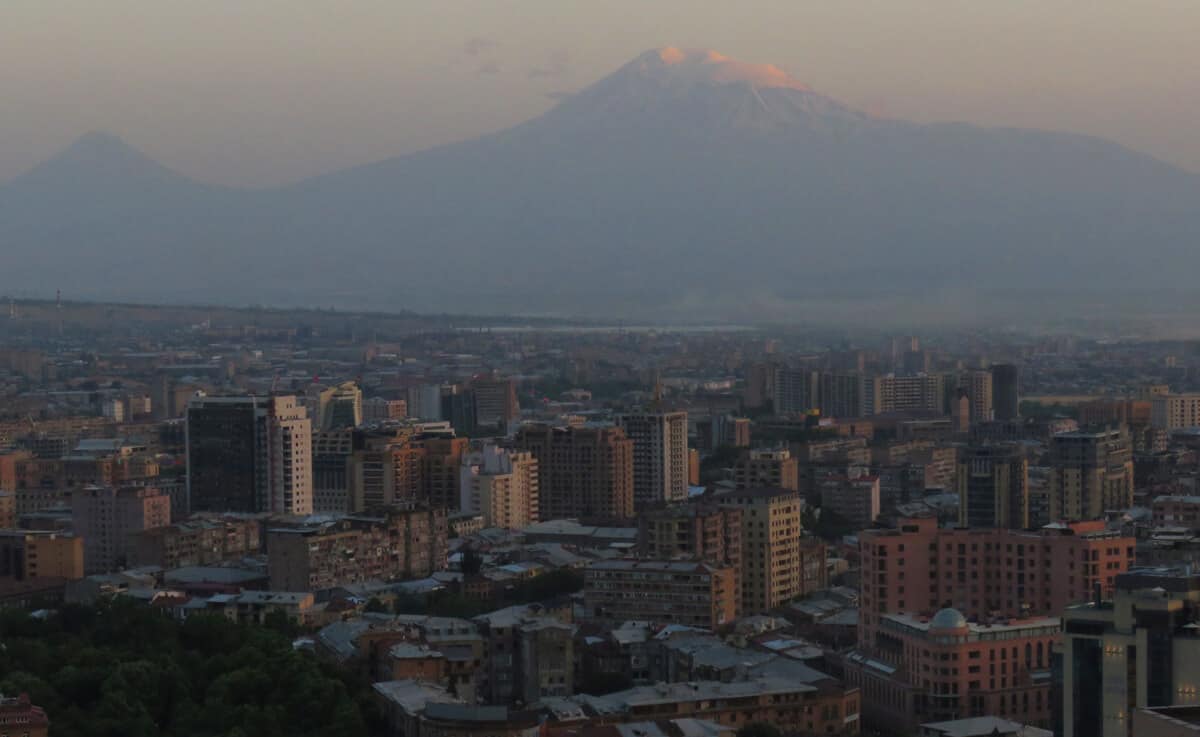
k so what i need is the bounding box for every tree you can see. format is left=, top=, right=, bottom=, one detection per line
left=363, top=597, right=388, bottom=614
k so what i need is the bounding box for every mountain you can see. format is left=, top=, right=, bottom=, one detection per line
left=3, top=48, right=1200, bottom=321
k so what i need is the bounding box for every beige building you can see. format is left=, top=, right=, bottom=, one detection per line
left=71, top=485, right=171, bottom=573
left=0, top=531, right=84, bottom=580
left=1152, top=393, right=1200, bottom=431
left=714, top=487, right=802, bottom=614
left=1047, top=428, right=1134, bottom=521
left=870, top=373, right=944, bottom=415
left=1062, top=569, right=1200, bottom=737
left=965, top=370, right=994, bottom=425
left=733, top=448, right=798, bottom=491
left=459, top=443, right=539, bottom=529
left=267, top=505, right=447, bottom=591
left=618, top=410, right=689, bottom=506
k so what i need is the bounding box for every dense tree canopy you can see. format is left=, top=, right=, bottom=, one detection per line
left=0, top=600, right=379, bottom=737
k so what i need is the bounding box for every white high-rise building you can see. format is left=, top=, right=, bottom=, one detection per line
left=617, top=410, right=689, bottom=506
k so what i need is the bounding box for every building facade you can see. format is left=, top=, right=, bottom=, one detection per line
left=1046, top=428, right=1134, bottom=521
left=957, top=444, right=1028, bottom=530
left=514, top=424, right=634, bottom=520
left=617, top=411, right=689, bottom=507
left=858, top=517, right=1135, bottom=649
left=714, top=487, right=802, bottom=614
left=1062, top=569, right=1200, bottom=737
left=268, top=506, right=447, bottom=591
left=733, top=449, right=799, bottom=491
left=584, top=559, right=738, bottom=630
left=459, top=444, right=539, bottom=529
left=71, top=485, right=171, bottom=573
left=186, top=394, right=313, bottom=515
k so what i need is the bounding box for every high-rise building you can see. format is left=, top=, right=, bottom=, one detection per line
left=71, top=485, right=171, bottom=573
left=957, top=443, right=1029, bottom=529
left=470, top=377, right=520, bottom=433
left=773, top=366, right=817, bottom=414
left=348, top=443, right=426, bottom=513
left=1046, top=428, right=1134, bottom=521
left=744, top=362, right=778, bottom=410
left=869, top=374, right=945, bottom=415
left=732, top=448, right=799, bottom=491
left=363, top=397, right=407, bottom=423
left=312, top=428, right=357, bottom=514
left=817, top=474, right=881, bottom=531
left=317, top=382, right=363, bottom=430
left=1151, top=393, right=1200, bottom=431
left=186, top=395, right=314, bottom=515
left=514, top=424, right=634, bottom=520
left=617, top=410, right=689, bottom=506
left=991, top=364, right=1020, bottom=421
left=964, top=370, right=994, bottom=425
left=416, top=436, right=468, bottom=512
left=459, top=443, right=539, bottom=529
left=406, top=384, right=444, bottom=421
left=637, top=503, right=742, bottom=612
left=819, top=372, right=868, bottom=419
left=714, top=487, right=802, bottom=614
left=1061, top=568, right=1200, bottom=737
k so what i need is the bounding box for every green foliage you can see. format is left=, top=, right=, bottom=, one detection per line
left=508, top=568, right=583, bottom=602
left=0, top=600, right=375, bottom=737
left=1020, top=400, right=1079, bottom=420
left=393, top=568, right=584, bottom=619
left=802, top=505, right=856, bottom=541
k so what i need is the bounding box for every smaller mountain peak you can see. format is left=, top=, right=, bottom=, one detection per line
left=64, top=130, right=141, bottom=157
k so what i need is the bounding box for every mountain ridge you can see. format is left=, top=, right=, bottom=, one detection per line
left=2, top=48, right=1199, bottom=322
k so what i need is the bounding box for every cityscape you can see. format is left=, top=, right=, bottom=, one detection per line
left=4, top=3, right=1200, bottom=736
left=0, top=301, right=1198, bottom=736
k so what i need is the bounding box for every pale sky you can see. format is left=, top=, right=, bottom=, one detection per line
left=3, top=0, right=1198, bottom=187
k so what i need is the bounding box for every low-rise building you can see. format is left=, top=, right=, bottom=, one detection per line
left=584, top=559, right=738, bottom=630
left=132, top=515, right=261, bottom=569
left=0, top=530, right=84, bottom=581
left=845, top=609, right=1058, bottom=732
left=541, top=677, right=860, bottom=736
left=268, top=505, right=447, bottom=591
left=0, top=693, right=49, bottom=737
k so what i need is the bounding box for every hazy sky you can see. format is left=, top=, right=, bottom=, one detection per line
left=3, top=1, right=1199, bottom=187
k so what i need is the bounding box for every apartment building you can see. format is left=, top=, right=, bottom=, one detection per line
left=584, top=559, right=738, bottom=629
left=267, top=506, right=447, bottom=591
left=714, top=487, right=802, bottom=614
